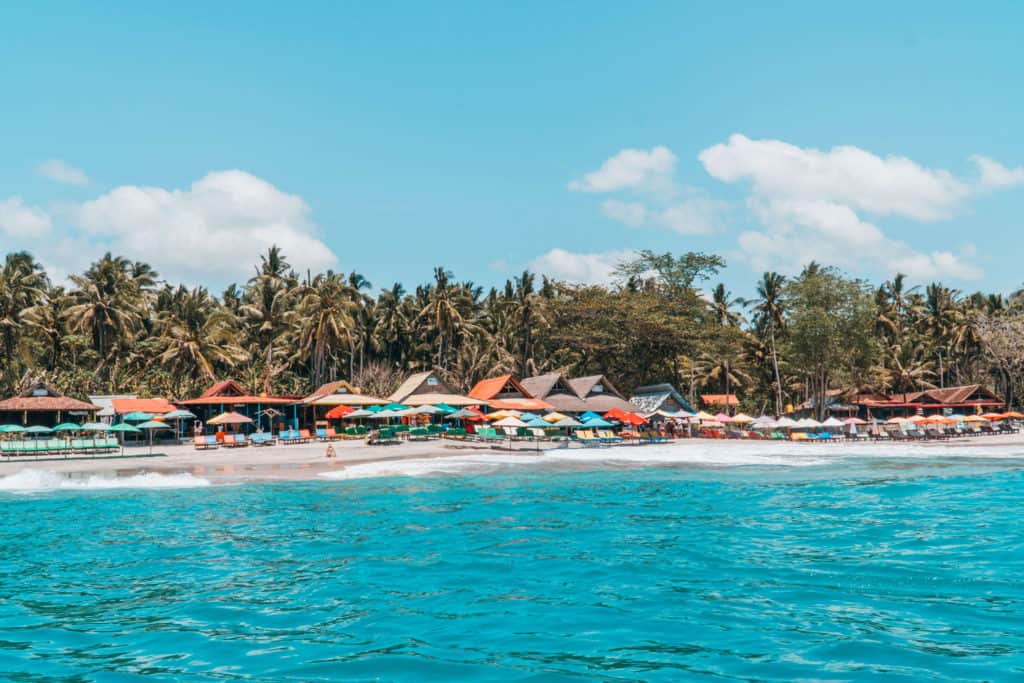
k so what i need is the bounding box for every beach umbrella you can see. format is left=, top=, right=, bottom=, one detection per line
left=907, top=414, right=929, bottom=423
left=821, top=416, right=844, bottom=428
left=0, top=424, right=26, bottom=433
left=82, top=422, right=111, bottom=432
left=162, top=409, right=197, bottom=420
left=344, top=408, right=374, bottom=419
left=1001, top=410, right=1024, bottom=419
left=52, top=422, right=81, bottom=431
left=728, top=413, right=755, bottom=424
left=207, top=411, right=254, bottom=425
left=692, top=411, right=716, bottom=422
left=325, top=404, right=355, bottom=419
left=433, top=403, right=457, bottom=414
left=366, top=405, right=384, bottom=413
left=963, top=414, right=988, bottom=423
left=412, top=405, right=443, bottom=415
left=885, top=417, right=909, bottom=425
left=794, top=417, right=821, bottom=430
left=774, top=416, right=798, bottom=428
left=603, top=408, right=629, bottom=421
left=555, top=417, right=584, bottom=428
left=25, top=425, right=53, bottom=434
left=524, top=417, right=551, bottom=428
left=714, top=412, right=732, bottom=422
left=580, top=411, right=602, bottom=422
left=750, top=416, right=777, bottom=429
left=137, top=420, right=171, bottom=454
left=582, top=416, right=613, bottom=428
left=122, top=411, right=154, bottom=422
left=543, top=412, right=569, bottom=423
left=946, top=413, right=967, bottom=421
left=110, top=423, right=142, bottom=433
left=843, top=417, right=867, bottom=425
left=620, top=412, right=649, bottom=426
left=981, top=412, right=1005, bottom=420
left=487, top=409, right=522, bottom=420
left=384, top=403, right=409, bottom=412
left=519, top=412, right=540, bottom=422
left=492, top=416, right=527, bottom=428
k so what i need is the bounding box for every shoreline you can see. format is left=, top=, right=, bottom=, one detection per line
left=3, top=433, right=1024, bottom=485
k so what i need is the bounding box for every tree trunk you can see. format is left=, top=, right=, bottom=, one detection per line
left=769, top=321, right=782, bottom=416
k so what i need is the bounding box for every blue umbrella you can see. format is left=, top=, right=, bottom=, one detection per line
left=524, top=417, right=551, bottom=428
left=581, top=411, right=602, bottom=422
left=583, top=416, right=613, bottom=428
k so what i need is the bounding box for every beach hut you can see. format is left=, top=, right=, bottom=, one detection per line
left=179, top=380, right=301, bottom=433
left=700, top=393, right=739, bottom=414
left=520, top=373, right=591, bottom=413
left=567, top=375, right=636, bottom=414
left=469, top=374, right=552, bottom=411
left=0, top=382, right=101, bottom=428
left=629, top=383, right=695, bottom=415
left=388, top=369, right=483, bottom=407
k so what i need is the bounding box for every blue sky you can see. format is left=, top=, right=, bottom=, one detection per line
left=2, top=2, right=1024, bottom=296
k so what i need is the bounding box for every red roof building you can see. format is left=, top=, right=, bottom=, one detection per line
left=468, top=374, right=552, bottom=411
left=0, top=382, right=101, bottom=426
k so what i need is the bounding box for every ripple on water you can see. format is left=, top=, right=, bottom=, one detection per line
left=0, top=458, right=1023, bottom=681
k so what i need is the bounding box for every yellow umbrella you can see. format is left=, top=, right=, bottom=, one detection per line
left=693, top=410, right=716, bottom=421
left=487, top=409, right=522, bottom=421
left=543, top=412, right=569, bottom=423
left=729, top=413, right=755, bottom=423
left=963, top=414, right=988, bottom=423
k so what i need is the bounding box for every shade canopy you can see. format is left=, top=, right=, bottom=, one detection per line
left=729, top=413, right=755, bottom=423
left=1001, top=410, right=1024, bottom=419
left=207, top=411, right=254, bottom=426
left=821, top=417, right=845, bottom=427
left=25, top=425, right=52, bottom=434
left=137, top=420, right=172, bottom=430
left=325, top=404, right=355, bottom=419
left=582, top=416, right=613, bottom=428
left=619, top=412, right=649, bottom=426
left=433, top=403, right=457, bottom=414
left=981, top=412, right=1006, bottom=420
left=162, top=409, right=196, bottom=420
left=524, top=417, right=551, bottom=428
left=794, top=418, right=822, bottom=429
left=543, top=412, right=569, bottom=423
left=52, top=422, right=81, bottom=431
left=885, top=417, right=909, bottom=424
left=750, top=416, right=777, bottom=428
left=844, top=417, right=868, bottom=425
left=714, top=412, right=732, bottom=422
left=692, top=411, right=716, bottom=421
left=122, top=411, right=154, bottom=422
left=110, top=423, right=142, bottom=433
left=445, top=408, right=485, bottom=420
left=774, top=417, right=798, bottom=428
left=580, top=411, right=602, bottom=422
left=555, top=417, right=584, bottom=428
left=963, top=414, right=988, bottom=422
left=603, top=408, right=629, bottom=421
left=81, top=422, right=111, bottom=432
left=344, top=409, right=375, bottom=419
left=487, top=409, right=522, bottom=420
left=0, top=425, right=26, bottom=433
left=492, top=416, right=527, bottom=428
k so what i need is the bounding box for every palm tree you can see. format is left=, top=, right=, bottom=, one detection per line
left=371, top=283, right=408, bottom=367
left=0, top=252, right=48, bottom=389
left=417, top=267, right=468, bottom=369
left=746, top=272, right=786, bottom=415
left=294, top=272, right=356, bottom=387
left=66, top=253, right=143, bottom=373
left=512, top=270, right=547, bottom=376
left=155, top=286, right=246, bottom=395
left=21, top=285, right=70, bottom=372
left=242, top=246, right=296, bottom=393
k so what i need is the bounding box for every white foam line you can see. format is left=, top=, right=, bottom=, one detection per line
left=0, top=469, right=212, bottom=493
left=319, top=439, right=1024, bottom=481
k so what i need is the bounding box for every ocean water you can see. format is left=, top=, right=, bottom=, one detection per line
left=1, top=449, right=1023, bottom=681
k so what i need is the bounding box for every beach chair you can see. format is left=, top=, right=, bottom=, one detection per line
left=324, top=427, right=340, bottom=441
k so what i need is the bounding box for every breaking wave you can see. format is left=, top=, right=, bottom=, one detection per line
left=0, top=469, right=212, bottom=492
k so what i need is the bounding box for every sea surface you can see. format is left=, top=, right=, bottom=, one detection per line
left=1, top=447, right=1023, bottom=681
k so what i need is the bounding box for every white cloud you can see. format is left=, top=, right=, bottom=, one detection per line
left=600, top=199, right=647, bottom=227
left=569, top=146, right=677, bottom=194
left=0, top=196, right=52, bottom=238
left=972, top=155, right=1024, bottom=189
left=699, top=134, right=1006, bottom=281
left=36, top=159, right=89, bottom=186
left=737, top=198, right=981, bottom=281
left=700, top=134, right=971, bottom=221
left=529, top=248, right=635, bottom=285
left=74, top=170, right=337, bottom=283
left=656, top=198, right=728, bottom=235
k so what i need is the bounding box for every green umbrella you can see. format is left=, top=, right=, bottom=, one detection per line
left=162, top=409, right=196, bottom=419
left=0, top=425, right=26, bottom=433
left=53, top=422, right=81, bottom=431
left=137, top=420, right=170, bottom=455
left=110, top=423, right=142, bottom=433
left=25, top=425, right=53, bottom=434
left=122, top=411, right=154, bottom=422
left=434, top=403, right=457, bottom=414
left=81, top=422, right=111, bottom=432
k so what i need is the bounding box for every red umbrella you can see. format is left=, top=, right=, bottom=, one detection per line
left=621, top=412, right=649, bottom=426
left=325, top=404, right=355, bottom=419
left=603, top=408, right=629, bottom=421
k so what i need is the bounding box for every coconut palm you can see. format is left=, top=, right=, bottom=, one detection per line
left=0, top=252, right=48, bottom=390
left=745, top=272, right=786, bottom=415
left=66, top=253, right=143, bottom=370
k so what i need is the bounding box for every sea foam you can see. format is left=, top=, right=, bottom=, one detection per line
left=319, top=438, right=1024, bottom=481
left=0, top=469, right=212, bottom=492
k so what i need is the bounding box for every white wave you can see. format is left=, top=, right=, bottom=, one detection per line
left=319, top=439, right=1024, bottom=481
left=0, top=469, right=212, bottom=492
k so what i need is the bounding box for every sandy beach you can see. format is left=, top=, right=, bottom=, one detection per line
left=3, top=432, right=1024, bottom=485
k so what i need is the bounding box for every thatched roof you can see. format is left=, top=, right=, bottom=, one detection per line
left=568, top=375, right=625, bottom=400
left=0, top=382, right=100, bottom=413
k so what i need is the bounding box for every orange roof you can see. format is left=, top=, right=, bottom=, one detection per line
left=701, top=394, right=738, bottom=406
left=111, top=398, right=176, bottom=415
left=468, top=374, right=533, bottom=401
left=179, top=379, right=299, bottom=406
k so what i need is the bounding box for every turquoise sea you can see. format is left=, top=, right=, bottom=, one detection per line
left=1, top=455, right=1023, bottom=681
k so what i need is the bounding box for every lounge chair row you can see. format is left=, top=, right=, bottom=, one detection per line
left=1, top=438, right=120, bottom=457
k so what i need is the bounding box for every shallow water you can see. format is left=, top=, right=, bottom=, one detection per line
left=1, top=454, right=1023, bottom=681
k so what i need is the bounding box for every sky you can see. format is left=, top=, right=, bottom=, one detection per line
left=3, top=2, right=1024, bottom=297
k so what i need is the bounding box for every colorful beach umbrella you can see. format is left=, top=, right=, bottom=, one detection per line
left=0, top=424, right=26, bottom=433
left=122, top=411, right=154, bottom=422
left=52, top=422, right=81, bottom=431
left=25, top=425, right=52, bottom=434
left=162, top=409, right=197, bottom=420
left=207, top=411, right=253, bottom=425
left=110, top=423, right=142, bottom=433
left=582, top=416, right=613, bottom=428
left=81, top=422, right=111, bottom=432
left=325, top=404, right=355, bottom=419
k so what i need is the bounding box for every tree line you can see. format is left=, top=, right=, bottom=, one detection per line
left=1, top=246, right=1022, bottom=415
